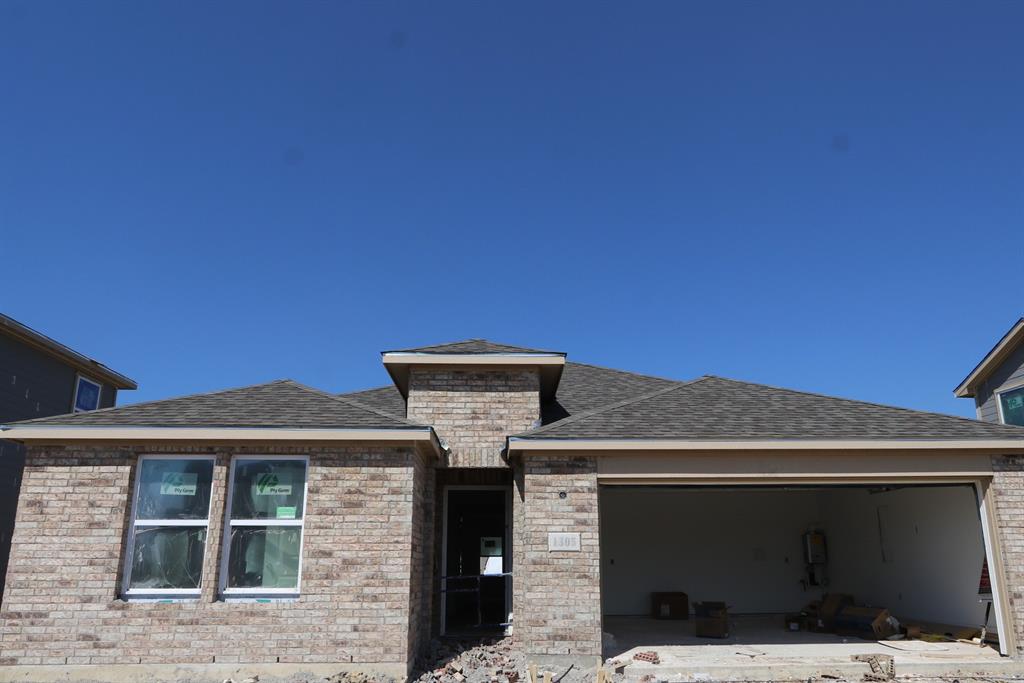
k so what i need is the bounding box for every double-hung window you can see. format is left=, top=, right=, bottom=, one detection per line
left=221, top=456, right=308, bottom=597
left=123, top=455, right=215, bottom=598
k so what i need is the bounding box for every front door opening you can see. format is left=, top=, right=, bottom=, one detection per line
left=600, top=483, right=1005, bottom=665
left=443, top=488, right=510, bottom=635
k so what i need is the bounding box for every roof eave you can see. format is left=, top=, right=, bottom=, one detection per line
left=0, top=314, right=138, bottom=390
left=507, top=437, right=1024, bottom=452
left=954, top=318, right=1024, bottom=398
left=0, top=425, right=444, bottom=454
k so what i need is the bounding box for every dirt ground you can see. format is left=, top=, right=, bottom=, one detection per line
left=205, top=638, right=1024, bottom=683
left=57, top=639, right=1024, bottom=683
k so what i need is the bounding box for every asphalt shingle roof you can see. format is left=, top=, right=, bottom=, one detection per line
left=514, top=375, right=1024, bottom=441
left=343, top=385, right=408, bottom=416
left=8, top=380, right=424, bottom=430
left=14, top=345, right=1021, bottom=443
left=541, top=362, right=678, bottom=423
left=384, top=339, right=564, bottom=355
left=340, top=361, right=678, bottom=425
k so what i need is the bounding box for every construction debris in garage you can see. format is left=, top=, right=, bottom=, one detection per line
left=693, top=601, right=729, bottom=638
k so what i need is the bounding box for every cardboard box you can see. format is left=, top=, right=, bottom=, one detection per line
left=834, top=606, right=897, bottom=640
left=819, top=593, right=854, bottom=632
left=651, top=592, right=689, bottom=620
left=693, top=601, right=729, bottom=638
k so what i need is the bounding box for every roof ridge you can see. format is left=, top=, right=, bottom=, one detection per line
left=283, top=380, right=425, bottom=428
left=564, top=359, right=684, bottom=385
left=383, top=337, right=499, bottom=353
left=384, top=338, right=564, bottom=355
left=6, top=379, right=295, bottom=426
left=702, top=375, right=1024, bottom=433
left=341, top=384, right=395, bottom=396
left=522, top=376, right=711, bottom=437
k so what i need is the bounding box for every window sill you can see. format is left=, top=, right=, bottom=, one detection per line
left=221, top=594, right=300, bottom=603
left=122, top=594, right=202, bottom=603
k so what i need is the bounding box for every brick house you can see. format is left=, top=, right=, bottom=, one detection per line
left=2, top=338, right=1024, bottom=676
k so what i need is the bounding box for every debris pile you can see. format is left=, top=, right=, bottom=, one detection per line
left=325, top=672, right=399, bottom=683
left=409, top=637, right=620, bottom=683
left=412, top=637, right=526, bottom=683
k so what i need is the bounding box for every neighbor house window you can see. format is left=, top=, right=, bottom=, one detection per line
left=123, top=456, right=215, bottom=597
left=72, top=374, right=102, bottom=412
left=999, top=386, right=1024, bottom=427
left=221, top=456, right=308, bottom=596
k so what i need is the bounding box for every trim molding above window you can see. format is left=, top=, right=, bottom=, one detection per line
left=72, top=374, right=103, bottom=413
left=220, top=455, right=309, bottom=599
left=122, top=455, right=216, bottom=599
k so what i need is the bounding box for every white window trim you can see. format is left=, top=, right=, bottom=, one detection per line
left=995, top=380, right=1024, bottom=426
left=72, top=374, right=102, bottom=413
left=219, top=454, right=308, bottom=598
left=121, top=454, right=216, bottom=599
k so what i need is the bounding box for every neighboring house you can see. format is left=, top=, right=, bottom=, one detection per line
left=0, top=314, right=136, bottom=603
left=2, top=338, right=1024, bottom=677
left=956, top=317, right=1024, bottom=427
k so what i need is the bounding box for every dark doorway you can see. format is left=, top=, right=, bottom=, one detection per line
left=442, top=488, right=509, bottom=635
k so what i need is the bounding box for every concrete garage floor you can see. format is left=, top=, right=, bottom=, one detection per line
left=602, top=616, right=1019, bottom=682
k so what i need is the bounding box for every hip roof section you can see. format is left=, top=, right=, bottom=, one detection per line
left=6, top=379, right=424, bottom=430
left=512, top=375, right=1024, bottom=441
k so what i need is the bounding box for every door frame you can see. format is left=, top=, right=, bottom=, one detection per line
left=440, top=484, right=513, bottom=636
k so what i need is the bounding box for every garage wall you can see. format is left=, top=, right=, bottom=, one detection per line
left=600, top=488, right=826, bottom=614
left=822, top=485, right=988, bottom=628
left=600, top=485, right=989, bottom=628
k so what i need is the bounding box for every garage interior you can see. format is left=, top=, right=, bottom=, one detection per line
left=599, top=483, right=1004, bottom=669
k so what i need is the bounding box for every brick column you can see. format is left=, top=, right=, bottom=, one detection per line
left=514, top=455, right=601, bottom=657
left=990, top=455, right=1024, bottom=656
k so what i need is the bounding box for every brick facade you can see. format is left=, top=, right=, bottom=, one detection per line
left=0, top=443, right=434, bottom=672
left=513, top=456, right=601, bottom=657
left=990, top=455, right=1024, bottom=656
left=407, top=368, right=540, bottom=468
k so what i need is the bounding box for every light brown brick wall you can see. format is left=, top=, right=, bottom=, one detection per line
left=990, top=455, right=1024, bottom=656
left=407, top=368, right=540, bottom=468
left=407, top=445, right=435, bottom=666
left=0, top=443, right=433, bottom=670
left=513, top=456, right=601, bottom=657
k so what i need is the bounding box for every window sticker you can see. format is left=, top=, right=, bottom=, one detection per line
left=276, top=506, right=297, bottom=519
left=254, top=472, right=292, bottom=496
left=1008, top=394, right=1023, bottom=411
left=160, top=472, right=198, bottom=496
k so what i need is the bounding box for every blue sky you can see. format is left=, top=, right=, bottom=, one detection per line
left=2, top=2, right=1022, bottom=417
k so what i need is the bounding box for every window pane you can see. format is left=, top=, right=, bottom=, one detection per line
left=74, top=378, right=101, bottom=412
left=128, top=526, right=207, bottom=590
left=1002, top=387, right=1024, bottom=427
left=135, top=459, right=214, bottom=520
left=227, top=526, right=301, bottom=589
left=230, top=459, right=306, bottom=520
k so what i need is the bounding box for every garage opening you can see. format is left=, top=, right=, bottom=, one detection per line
left=600, top=483, right=1003, bottom=666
